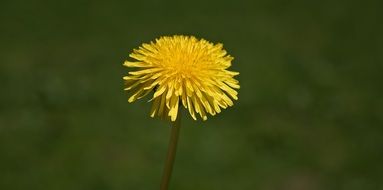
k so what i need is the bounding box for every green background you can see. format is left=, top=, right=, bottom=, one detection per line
left=1, top=0, right=382, bottom=189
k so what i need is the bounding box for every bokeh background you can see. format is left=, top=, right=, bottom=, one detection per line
left=1, top=0, right=382, bottom=189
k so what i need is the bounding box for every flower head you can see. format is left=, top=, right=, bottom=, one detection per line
left=123, top=35, right=239, bottom=121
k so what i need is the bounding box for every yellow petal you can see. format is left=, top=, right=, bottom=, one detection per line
left=123, top=61, right=152, bottom=68
left=168, top=95, right=179, bottom=121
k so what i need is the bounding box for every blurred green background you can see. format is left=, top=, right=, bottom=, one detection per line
left=1, top=0, right=382, bottom=189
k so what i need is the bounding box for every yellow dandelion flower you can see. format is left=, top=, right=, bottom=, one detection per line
left=123, top=35, right=240, bottom=121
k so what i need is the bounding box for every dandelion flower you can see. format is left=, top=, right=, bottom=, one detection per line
left=123, top=35, right=240, bottom=121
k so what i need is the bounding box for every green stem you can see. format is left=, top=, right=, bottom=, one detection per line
left=160, top=111, right=182, bottom=190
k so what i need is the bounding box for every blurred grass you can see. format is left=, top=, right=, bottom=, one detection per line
left=1, top=0, right=383, bottom=189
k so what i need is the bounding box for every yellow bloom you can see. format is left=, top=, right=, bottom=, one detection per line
left=123, top=35, right=240, bottom=121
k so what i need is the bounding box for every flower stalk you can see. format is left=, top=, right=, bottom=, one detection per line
left=160, top=109, right=182, bottom=190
